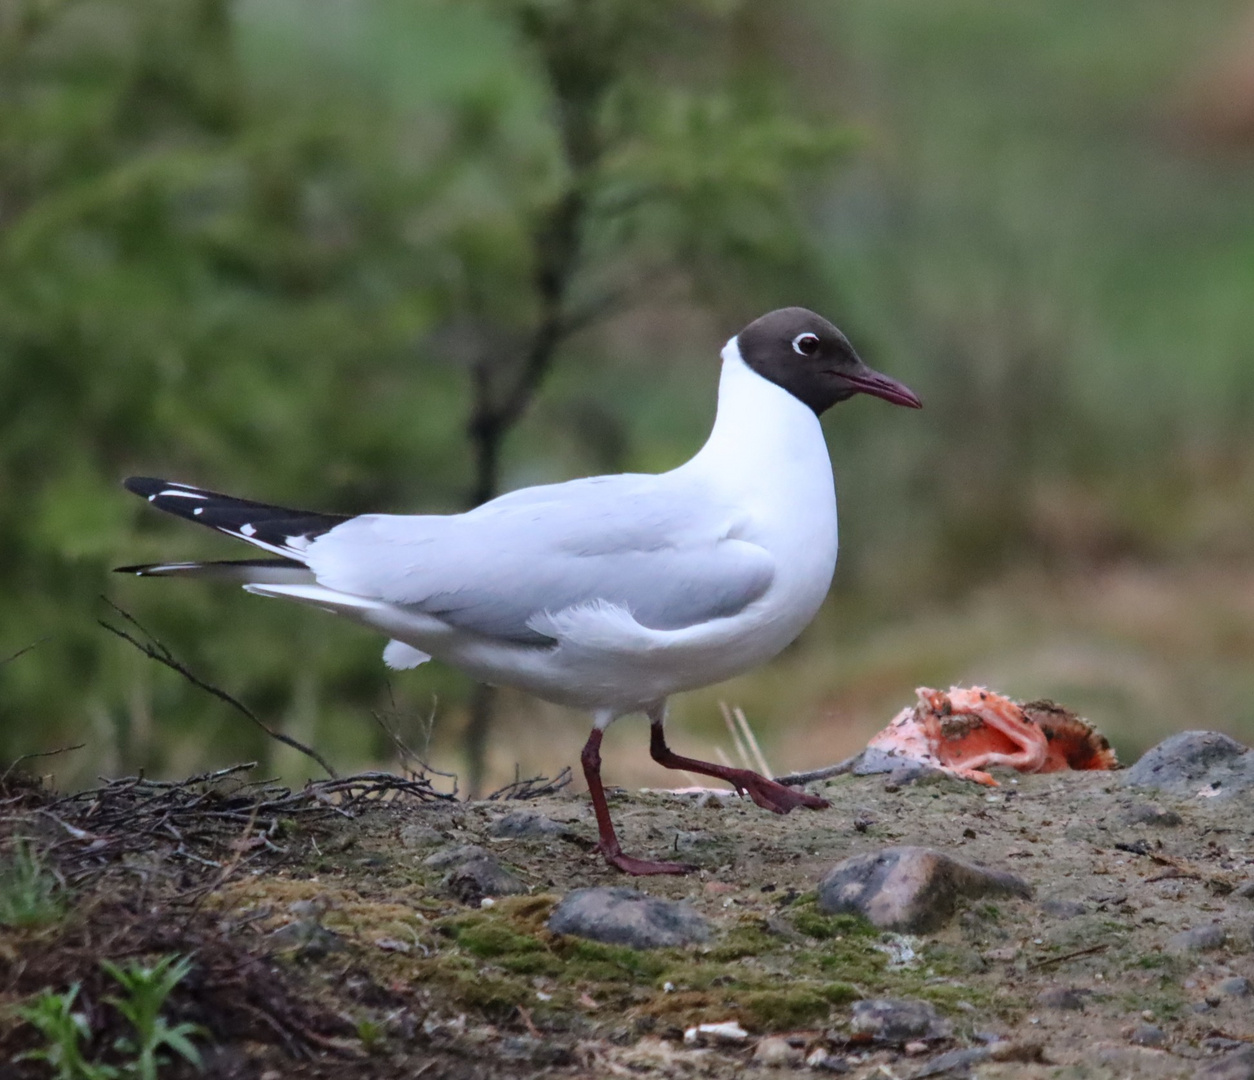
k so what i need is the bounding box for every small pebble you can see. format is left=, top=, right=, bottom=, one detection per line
left=548, top=887, right=710, bottom=949
left=1120, top=803, right=1184, bottom=827
left=1130, top=1024, right=1166, bottom=1047
left=753, top=1035, right=803, bottom=1066
left=487, top=810, right=570, bottom=839
left=818, top=846, right=1031, bottom=932
left=1168, top=924, right=1226, bottom=952
left=849, top=998, right=951, bottom=1043
left=398, top=823, right=444, bottom=847
left=1219, top=976, right=1251, bottom=997
left=1036, top=987, right=1089, bottom=1011
left=912, top=1047, right=993, bottom=1077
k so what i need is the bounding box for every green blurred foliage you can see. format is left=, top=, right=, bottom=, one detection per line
left=0, top=0, right=847, bottom=780
left=4, top=0, right=1254, bottom=786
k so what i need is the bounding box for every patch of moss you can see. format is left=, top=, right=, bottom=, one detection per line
left=737, top=987, right=835, bottom=1030
left=555, top=939, right=670, bottom=982
left=659, top=961, right=744, bottom=992
left=819, top=981, right=860, bottom=1004
left=454, top=919, right=545, bottom=959
left=974, top=902, right=1002, bottom=922
left=922, top=943, right=987, bottom=977
left=790, top=905, right=876, bottom=941
left=810, top=937, right=889, bottom=984
left=906, top=981, right=992, bottom=1011
left=704, top=924, right=776, bottom=961
left=452, top=971, right=534, bottom=1018
left=1133, top=953, right=1184, bottom=973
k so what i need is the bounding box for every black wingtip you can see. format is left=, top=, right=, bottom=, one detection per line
left=114, top=563, right=152, bottom=575
left=123, top=476, right=166, bottom=498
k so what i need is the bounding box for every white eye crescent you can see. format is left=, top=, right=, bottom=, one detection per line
left=792, top=332, right=820, bottom=357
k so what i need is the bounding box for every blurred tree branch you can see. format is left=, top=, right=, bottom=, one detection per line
left=457, top=0, right=849, bottom=792
left=0, top=0, right=846, bottom=787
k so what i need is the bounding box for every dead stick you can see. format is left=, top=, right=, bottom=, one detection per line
left=1028, top=943, right=1108, bottom=970
left=99, top=599, right=336, bottom=778
left=1, top=743, right=85, bottom=784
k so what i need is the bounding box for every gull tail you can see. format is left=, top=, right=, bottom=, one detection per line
left=120, top=477, right=431, bottom=672
left=114, top=557, right=314, bottom=584
left=121, top=477, right=350, bottom=561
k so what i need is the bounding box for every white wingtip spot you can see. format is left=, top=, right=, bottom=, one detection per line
left=147, top=494, right=156, bottom=502
left=193, top=507, right=203, bottom=515
left=158, top=489, right=208, bottom=500
left=239, top=523, right=256, bottom=537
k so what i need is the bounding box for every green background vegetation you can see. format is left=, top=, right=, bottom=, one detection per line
left=3, top=0, right=1254, bottom=790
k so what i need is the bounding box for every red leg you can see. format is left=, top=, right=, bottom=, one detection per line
left=580, top=728, right=693, bottom=876
left=648, top=720, right=829, bottom=814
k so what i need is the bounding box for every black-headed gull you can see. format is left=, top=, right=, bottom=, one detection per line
left=119, top=307, right=921, bottom=875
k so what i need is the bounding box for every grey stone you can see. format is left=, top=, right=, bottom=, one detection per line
left=1121, top=803, right=1184, bottom=827
left=849, top=998, right=951, bottom=1044
left=811, top=1050, right=851, bottom=1073
left=398, top=823, right=444, bottom=848
left=423, top=843, right=489, bottom=869
left=547, top=887, right=710, bottom=949
left=1039, top=899, right=1087, bottom=919
left=1168, top=924, right=1226, bottom=952
left=1197, top=1044, right=1254, bottom=1080
left=1129, top=1024, right=1166, bottom=1047
left=1122, top=731, right=1254, bottom=800
left=1219, top=976, right=1251, bottom=997
left=1036, top=986, right=1090, bottom=1011
left=444, top=853, right=527, bottom=904
left=267, top=918, right=344, bottom=958
left=911, top=1048, right=991, bottom=1078
left=817, top=846, right=1032, bottom=932
left=1236, top=880, right=1254, bottom=900
left=487, top=810, right=570, bottom=839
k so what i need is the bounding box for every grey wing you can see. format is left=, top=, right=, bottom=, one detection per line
left=304, top=474, right=775, bottom=643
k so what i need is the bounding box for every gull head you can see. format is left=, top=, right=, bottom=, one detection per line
left=736, top=307, right=922, bottom=415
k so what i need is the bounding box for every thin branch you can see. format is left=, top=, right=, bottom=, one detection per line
left=370, top=691, right=459, bottom=796
left=1027, top=943, right=1109, bottom=971
left=1, top=742, right=85, bottom=785
left=0, top=637, right=48, bottom=668
left=98, top=597, right=337, bottom=779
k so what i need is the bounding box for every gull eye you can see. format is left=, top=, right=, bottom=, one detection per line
left=792, top=332, right=820, bottom=357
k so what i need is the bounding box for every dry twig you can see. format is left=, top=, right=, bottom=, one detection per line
left=98, top=597, right=338, bottom=779
left=486, top=765, right=572, bottom=801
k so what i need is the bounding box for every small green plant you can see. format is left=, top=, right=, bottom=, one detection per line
left=16, top=983, right=118, bottom=1080
left=100, top=955, right=204, bottom=1080
left=0, top=840, right=66, bottom=928
left=355, top=1017, right=384, bottom=1053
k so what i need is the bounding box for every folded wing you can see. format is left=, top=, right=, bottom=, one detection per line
left=307, top=473, right=775, bottom=644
